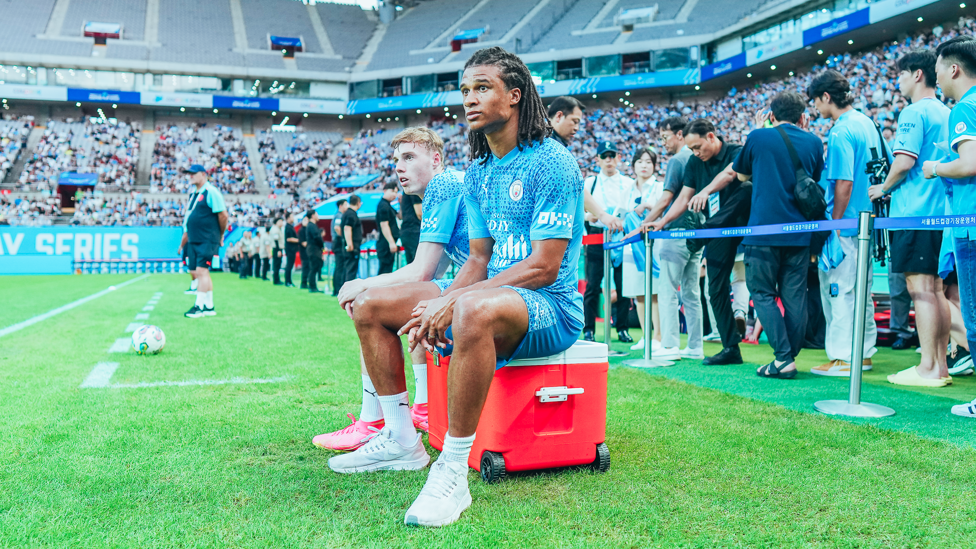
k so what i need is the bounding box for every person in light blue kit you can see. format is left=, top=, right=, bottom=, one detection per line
left=867, top=50, right=951, bottom=387
left=336, top=47, right=584, bottom=528
left=923, top=36, right=976, bottom=416
left=807, top=70, right=888, bottom=376
left=322, top=127, right=469, bottom=454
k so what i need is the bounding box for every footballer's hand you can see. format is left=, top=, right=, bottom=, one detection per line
left=337, top=278, right=368, bottom=317
left=598, top=212, right=624, bottom=232
left=922, top=160, right=939, bottom=179
left=688, top=191, right=710, bottom=213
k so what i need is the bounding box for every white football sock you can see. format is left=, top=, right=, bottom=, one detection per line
left=194, top=291, right=205, bottom=308
left=359, top=375, right=383, bottom=422
left=377, top=391, right=416, bottom=447
left=190, top=279, right=198, bottom=290
left=442, top=433, right=476, bottom=465
left=204, top=291, right=213, bottom=308
left=412, top=364, right=428, bottom=405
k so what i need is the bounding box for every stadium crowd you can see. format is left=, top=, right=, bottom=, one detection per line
left=16, top=118, right=140, bottom=193
left=258, top=131, right=335, bottom=193
left=0, top=195, right=61, bottom=226
left=0, top=115, right=33, bottom=182
left=150, top=123, right=255, bottom=195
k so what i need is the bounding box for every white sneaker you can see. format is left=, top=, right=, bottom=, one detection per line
left=630, top=338, right=645, bottom=351
left=651, top=339, right=662, bottom=352
left=184, top=288, right=196, bottom=295
left=656, top=346, right=680, bottom=360
left=328, top=427, right=430, bottom=474
left=680, top=347, right=705, bottom=359
left=951, top=399, right=976, bottom=418
left=404, top=458, right=472, bottom=527
left=703, top=332, right=721, bottom=342
left=948, top=355, right=974, bottom=377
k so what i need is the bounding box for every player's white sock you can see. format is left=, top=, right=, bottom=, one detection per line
left=412, top=364, right=428, bottom=405
left=377, top=391, right=416, bottom=447
left=360, top=374, right=383, bottom=422
left=190, top=279, right=198, bottom=291
left=194, top=291, right=205, bottom=308
left=442, top=433, right=476, bottom=465
left=204, top=291, right=213, bottom=308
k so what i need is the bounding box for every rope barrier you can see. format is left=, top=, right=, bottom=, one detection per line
left=585, top=214, right=976, bottom=250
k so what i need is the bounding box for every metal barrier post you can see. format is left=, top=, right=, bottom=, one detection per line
left=625, top=234, right=674, bottom=368
left=814, top=211, right=895, bottom=417
left=603, top=229, right=627, bottom=357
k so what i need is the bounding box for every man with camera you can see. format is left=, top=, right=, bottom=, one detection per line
left=733, top=92, right=824, bottom=378
left=868, top=50, right=951, bottom=387
left=807, top=70, right=888, bottom=376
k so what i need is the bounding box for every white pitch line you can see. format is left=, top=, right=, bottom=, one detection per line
left=109, top=375, right=292, bottom=389
left=142, top=305, right=154, bottom=311
left=125, top=322, right=144, bottom=333
left=0, top=274, right=150, bottom=339
left=108, top=338, right=131, bottom=353
left=80, top=362, right=120, bottom=388
left=135, top=313, right=150, bottom=320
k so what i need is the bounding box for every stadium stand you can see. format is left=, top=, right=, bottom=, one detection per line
left=150, top=123, right=255, bottom=195
left=258, top=130, right=339, bottom=193
left=240, top=0, right=323, bottom=53
left=363, top=0, right=481, bottom=71
left=60, top=0, right=147, bottom=41
left=314, top=3, right=376, bottom=62
left=0, top=116, right=34, bottom=183
left=0, top=195, right=61, bottom=227
left=16, top=119, right=140, bottom=193
left=150, top=0, right=244, bottom=66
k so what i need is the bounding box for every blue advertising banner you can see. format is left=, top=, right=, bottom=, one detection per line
left=802, top=8, right=871, bottom=46
left=211, top=96, right=280, bottom=111
left=67, top=88, right=141, bottom=104
left=58, top=173, right=98, bottom=186
left=346, top=91, right=462, bottom=115
left=537, top=69, right=699, bottom=97
left=0, top=227, right=182, bottom=274
left=701, top=53, right=746, bottom=81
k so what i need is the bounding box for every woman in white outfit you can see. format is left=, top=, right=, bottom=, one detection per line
left=622, top=147, right=664, bottom=351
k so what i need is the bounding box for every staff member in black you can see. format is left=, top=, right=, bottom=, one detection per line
left=651, top=119, right=750, bottom=365
left=298, top=216, right=309, bottom=289
left=179, top=164, right=228, bottom=319
left=284, top=212, right=300, bottom=287
left=399, top=191, right=421, bottom=263
left=376, top=182, right=400, bottom=275
left=306, top=210, right=325, bottom=293
left=332, top=199, right=348, bottom=296
left=341, top=194, right=363, bottom=288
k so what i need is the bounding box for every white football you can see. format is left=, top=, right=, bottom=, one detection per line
left=132, top=325, right=166, bottom=355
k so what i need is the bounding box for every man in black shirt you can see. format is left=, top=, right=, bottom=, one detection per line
left=179, top=165, right=228, bottom=319
left=341, top=194, right=363, bottom=290
left=653, top=119, right=750, bottom=365
left=306, top=210, right=326, bottom=293
left=376, top=182, right=401, bottom=275
left=547, top=96, right=584, bottom=148
left=284, top=212, right=300, bottom=287
left=332, top=199, right=348, bottom=296
left=298, top=217, right=309, bottom=289
left=399, top=192, right=422, bottom=263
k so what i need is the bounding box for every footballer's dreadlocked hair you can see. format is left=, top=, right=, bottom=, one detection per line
left=464, top=47, right=552, bottom=163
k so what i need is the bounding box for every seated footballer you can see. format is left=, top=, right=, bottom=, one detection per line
left=328, top=46, right=584, bottom=528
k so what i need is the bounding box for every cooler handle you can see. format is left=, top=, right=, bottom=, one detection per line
left=535, top=386, right=584, bottom=403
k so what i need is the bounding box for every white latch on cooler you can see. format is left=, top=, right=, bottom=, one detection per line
left=535, top=386, right=584, bottom=403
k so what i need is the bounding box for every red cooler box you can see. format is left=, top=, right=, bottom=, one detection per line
left=427, top=340, right=610, bottom=483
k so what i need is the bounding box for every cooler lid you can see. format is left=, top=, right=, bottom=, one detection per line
left=508, top=340, right=608, bottom=367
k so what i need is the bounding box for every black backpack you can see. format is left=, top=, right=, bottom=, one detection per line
left=776, top=126, right=826, bottom=222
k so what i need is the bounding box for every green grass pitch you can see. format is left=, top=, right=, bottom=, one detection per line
left=1, top=273, right=975, bottom=548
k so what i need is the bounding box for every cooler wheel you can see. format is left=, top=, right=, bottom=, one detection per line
left=590, top=443, right=610, bottom=473
left=480, top=451, right=506, bottom=484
